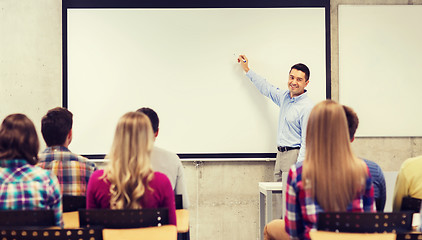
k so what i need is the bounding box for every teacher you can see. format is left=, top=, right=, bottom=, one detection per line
left=238, top=55, right=314, bottom=214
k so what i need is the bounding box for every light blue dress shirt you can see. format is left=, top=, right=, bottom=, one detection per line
left=246, top=70, right=314, bottom=162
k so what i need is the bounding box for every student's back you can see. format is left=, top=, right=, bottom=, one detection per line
left=393, top=155, right=422, bottom=211
left=0, top=114, right=62, bottom=226
left=86, top=112, right=176, bottom=225
left=37, top=107, right=96, bottom=196
left=137, top=107, right=189, bottom=209
left=285, top=100, right=375, bottom=240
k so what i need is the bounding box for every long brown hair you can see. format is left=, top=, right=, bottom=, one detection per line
left=0, top=114, right=39, bottom=165
left=104, top=112, right=155, bottom=209
left=302, top=100, right=367, bottom=211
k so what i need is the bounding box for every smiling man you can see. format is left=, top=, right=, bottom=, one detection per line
left=238, top=55, right=314, bottom=218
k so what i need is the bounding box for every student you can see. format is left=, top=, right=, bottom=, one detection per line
left=137, top=107, right=189, bottom=209
left=238, top=55, right=314, bottom=217
left=0, top=114, right=62, bottom=226
left=264, top=100, right=374, bottom=240
left=392, top=155, right=422, bottom=211
left=343, top=105, right=386, bottom=212
left=86, top=112, right=176, bottom=225
left=38, top=107, right=97, bottom=196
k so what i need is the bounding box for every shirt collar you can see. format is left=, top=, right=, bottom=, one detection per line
left=289, top=89, right=308, bottom=102
left=43, top=146, right=71, bottom=153
left=0, top=159, right=29, bottom=168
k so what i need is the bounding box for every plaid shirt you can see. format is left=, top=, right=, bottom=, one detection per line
left=0, top=159, right=62, bottom=226
left=285, top=162, right=375, bottom=240
left=38, top=146, right=97, bottom=196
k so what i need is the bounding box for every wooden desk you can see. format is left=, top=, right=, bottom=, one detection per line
left=63, top=211, right=79, bottom=228
left=176, top=209, right=189, bottom=233
left=310, top=231, right=396, bottom=240
left=103, top=225, right=177, bottom=240
left=413, top=213, right=420, bottom=229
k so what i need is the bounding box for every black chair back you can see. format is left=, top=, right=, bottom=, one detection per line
left=317, top=212, right=413, bottom=233
left=0, top=210, right=55, bottom=227
left=79, top=208, right=169, bottom=229
left=175, top=194, right=183, bottom=210
left=400, top=197, right=422, bottom=213
left=0, top=227, right=103, bottom=240
left=63, top=195, right=86, bottom=212
left=396, top=233, right=422, bottom=240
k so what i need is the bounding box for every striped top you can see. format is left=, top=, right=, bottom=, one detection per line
left=0, top=159, right=62, bottom=226
left=363, top=159, right=386, bottom=211
left=38, top=146, right=97, bottom=196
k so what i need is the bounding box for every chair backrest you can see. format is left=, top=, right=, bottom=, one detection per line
left=400, top=197, right=422, bottom=213
left=63, top=195, right=86, bottom=212
left=317, top=212, right=413, bottom=233
left=0, top=227, right=103, bottom=240
left=79, top=208, right=169, bottom=229
left=396, top=233, right=422, bottom=240
left=0, top=210, right=55, bottom=227
left=175, top=194, right=183, bottom=210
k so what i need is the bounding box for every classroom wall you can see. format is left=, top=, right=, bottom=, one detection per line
left=330, top=0, right=422, bottom=172
left=1, top=0, right=422, bottom=239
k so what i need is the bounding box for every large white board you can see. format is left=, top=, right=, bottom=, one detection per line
left=66, top=7, right=327, bottom=155
left=339, top=5, right=422, bottom=137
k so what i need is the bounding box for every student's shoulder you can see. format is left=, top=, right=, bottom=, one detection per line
left=151, top=171, right=172, bottom=187
left=288, top=162, right=303, bottom=181
left=152, top=146, right=181, bottom=162
left=153, top=146, right=178, bottom=156
left=90, top=169, right=105, bottom=180
left=401, top=155, right=422, bottom=170
left=153, top=171, right=170, bottom=180
left=70, top=153, right=97, bottom=169
left=30, top=165, right=60, bottom=184
left=363, top=159, right=382, bottom=171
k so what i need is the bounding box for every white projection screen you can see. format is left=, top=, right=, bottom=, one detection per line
left=63, top=0, right=331, bottom=158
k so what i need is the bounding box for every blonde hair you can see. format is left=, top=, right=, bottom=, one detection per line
left=302, top=100, right=367, bottom=211
left=104, top=112, right=155, bottom=209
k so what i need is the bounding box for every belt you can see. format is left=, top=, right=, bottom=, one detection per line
left=277, top=146, right=300, bottom=152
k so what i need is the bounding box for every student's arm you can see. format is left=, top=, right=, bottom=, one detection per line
left=375, top=166, right=387, bottom=212
left=84, top=160, right=97, bottom=186
left=174, top=160, right=189, bottom=209
left=284, top=166, right=304, bottom=240
left=393, top=168, right=409, bottom=211
left=362, top=171, right=376, bottom=212
left=86, top=170, right=108, bottom=209
left=47, top=173, right=63, bottom=227
left=159, top=174, right=177, bottom=225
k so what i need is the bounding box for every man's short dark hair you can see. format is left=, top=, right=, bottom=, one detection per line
left=290, top=63, right=310, bottom=81
left=343, top=105, right=359, bottom=140
left=136, top=107, right=159, bottom=134
left=41, top=107, right=73, bottom=146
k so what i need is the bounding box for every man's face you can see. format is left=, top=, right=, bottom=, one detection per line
left=287, top=69, right=309, bottom=98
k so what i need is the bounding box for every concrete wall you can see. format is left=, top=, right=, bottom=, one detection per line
left=1, top=0, right=422, bottom=239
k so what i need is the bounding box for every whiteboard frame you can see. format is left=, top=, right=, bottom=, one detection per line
left=62, top=0, right=331, bottom=159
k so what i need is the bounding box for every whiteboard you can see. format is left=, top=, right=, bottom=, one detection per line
left=65, top=7, right=328, bottom=156
left=339, top=5, right=422, bottom=137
